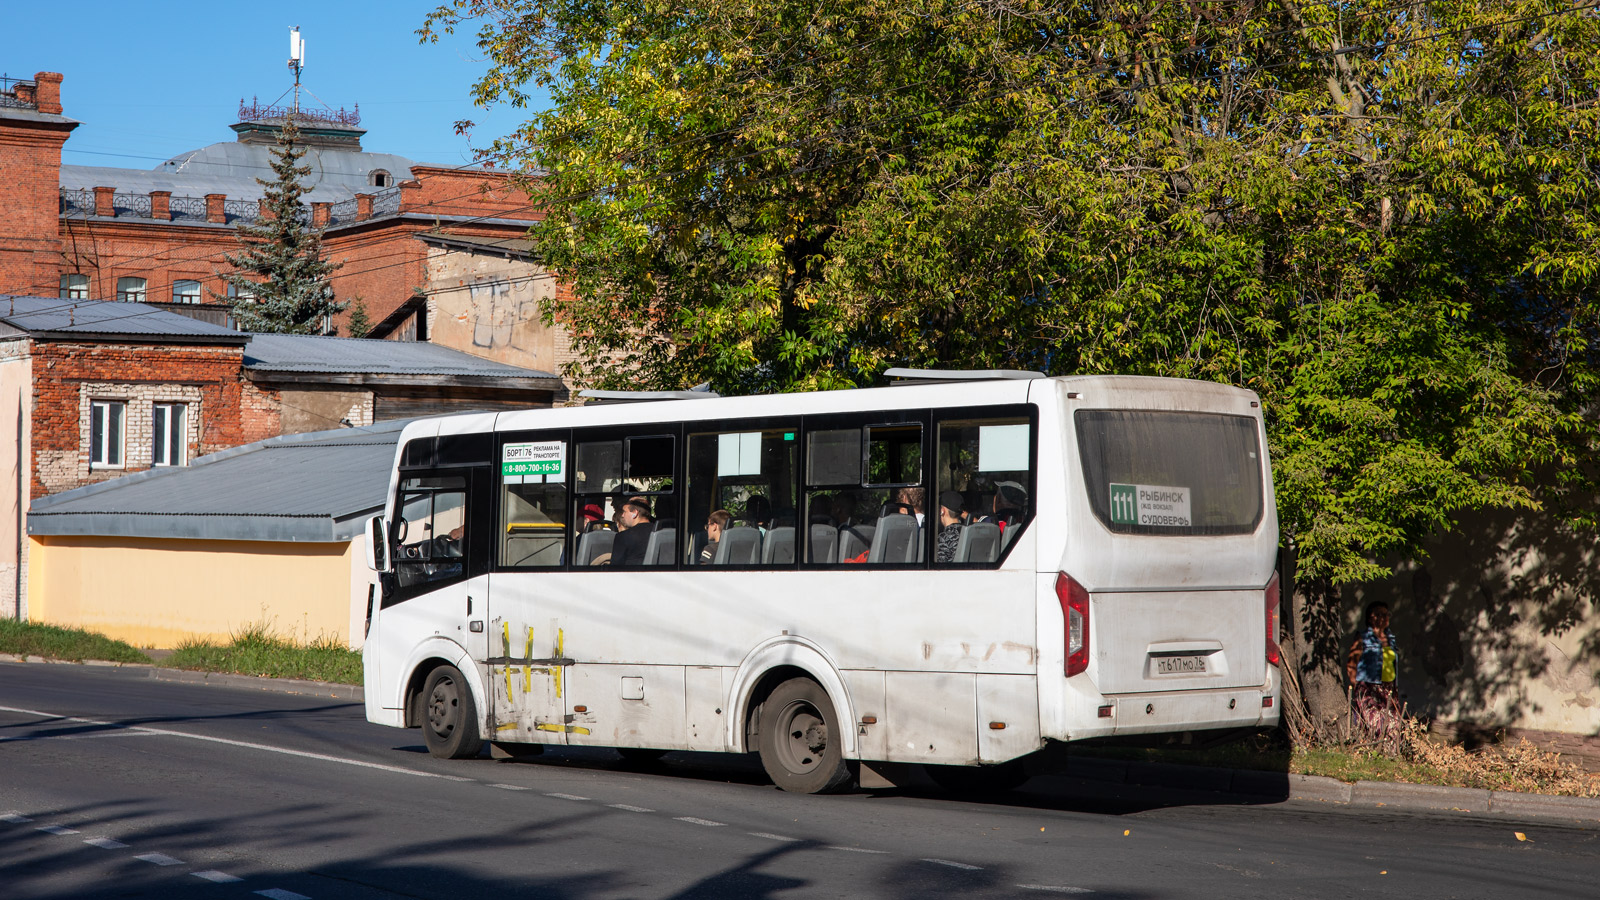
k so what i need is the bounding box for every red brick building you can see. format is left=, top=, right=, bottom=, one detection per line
left=1, top=71, right=547, bottom=340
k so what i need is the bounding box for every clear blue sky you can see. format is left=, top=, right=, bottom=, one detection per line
left=3, top=2, right=546, bottom=168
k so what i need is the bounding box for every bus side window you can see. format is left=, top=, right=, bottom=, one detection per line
left=393, top=474, right=469, bottom=589
left=574, top=434, right=678, bottom=567
left=686, top=426, right=799, bottom=566
left=501, top=481, right=568, bottom=568
left=932, top=417, right=1033, bottom=565
left=803, top=424, right=925, bottom=566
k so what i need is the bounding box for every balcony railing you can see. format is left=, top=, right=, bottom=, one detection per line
left=237, top=98, right=361, bottom=128
left=328, top=197, right=360, bottom=226
left=0, top=75, right=37, bottom=111
left=169, top=195, right=207, bottom=222
left=372, top=187, right=402, bottom=216
left=59, top=188, right=94, bottom=216
left=114, top=192, right=152, bottom=218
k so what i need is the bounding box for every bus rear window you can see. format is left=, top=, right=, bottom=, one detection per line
left=1075, top=410, right=1262, bottom=536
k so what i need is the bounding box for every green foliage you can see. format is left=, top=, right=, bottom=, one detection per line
left=0, top=619, right=152, bottom=663
left=424, top=0, right=1600, bottom=594
left=215, top=118, right=344, bottom=333
left=345, top=296, right=374, bottom=338
left=163, top=621, right=362, bottom=685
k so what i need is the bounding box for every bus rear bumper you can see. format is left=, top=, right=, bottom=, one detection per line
left=1051, top=686, right=1280, bottom=742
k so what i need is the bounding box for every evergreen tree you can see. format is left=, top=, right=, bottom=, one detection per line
left=344, top=297, right=373, bottom=338
left=215, top=118, right=343, bottom=333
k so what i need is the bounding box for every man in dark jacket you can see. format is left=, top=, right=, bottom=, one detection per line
left=610, top=495, right=656, bottom=566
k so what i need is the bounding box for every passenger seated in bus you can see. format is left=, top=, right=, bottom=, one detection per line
left=829, top=494, right=857, bottom=528
left=745, top=495, right=772, bottom=532
left=897, top=487, right=927, bottom=526
left=579, top=503, right=609, bottom=533
left=610, top=495, right=656, bottom=566
left=983, top=481, right=1027, bottom=530
left=935, top=490, right=966, bottom=563
left=700, top=509, right=731, bottom=564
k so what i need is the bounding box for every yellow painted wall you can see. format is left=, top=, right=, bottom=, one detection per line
left=28, top=535, right=355, bottom=649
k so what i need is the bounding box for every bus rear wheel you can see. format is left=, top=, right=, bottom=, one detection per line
left=422, top=665, right=483, bottom=759
left=757, top=678, right=853, bottom=794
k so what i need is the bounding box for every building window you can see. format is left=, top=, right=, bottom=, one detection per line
left=90, top=400, right=125, bottom=468
left=171, top=280, right=202, bottom=304
left=116, top=276, right=147, bottom=303
left=226, top=282, right=257, bottom=302
left=60, top=273, right=90, bottom=299
left=152, top=403, right=187, bottom=467
left=369, top=169, right=390, bottom=187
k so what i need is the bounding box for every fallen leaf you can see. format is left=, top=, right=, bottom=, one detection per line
left=1514, top=832, right=1528, bottom=842
left=1380, top=870, right=1387, bottom=875
left=1123, top=830, right=1130, bottom=836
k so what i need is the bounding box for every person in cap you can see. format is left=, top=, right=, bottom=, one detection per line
left=610, top=495, right=656, bottom=566
left=935, top=490, right=966, bottom=563
left=579, top=502, right=608, bottom=533
left=986, top=480, right=1027, bottom=529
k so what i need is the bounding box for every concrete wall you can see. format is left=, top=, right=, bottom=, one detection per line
left=0, top=341, right=31, bottom=619
left=1342, top=506, right=1600, bottom=737
left=421, top=245, right=573, bottom=385
left=27, top=535, right=357, bottom=649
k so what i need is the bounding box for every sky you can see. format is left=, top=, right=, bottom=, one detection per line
left=3, top=1, right=548, bottom=169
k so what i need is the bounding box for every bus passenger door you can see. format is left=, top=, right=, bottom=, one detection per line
left=488, top=434, right=574, bottom=747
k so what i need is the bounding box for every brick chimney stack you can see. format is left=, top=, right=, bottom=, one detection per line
left=33, top=72, right=64, bottom=115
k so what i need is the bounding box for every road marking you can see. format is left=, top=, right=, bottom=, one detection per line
left=1017, top=886, right=1094, bottom=894
left=827, top=846, right=888, bottom=854
left=0, top=730, right=157, bottom=743
left=255, top=890, right=311, bottom=900
left=84, top=837, right=129, bottom=849
left=135, top=852, right=185, bottom=866
left=749, top=832, right=801, bottom=842
left=193, top=870, right=244, bottom=883
left=487, top=783, right=530, bottom=791
left=1, top=813, right=33, bottom=823
left=607, top=804, right=655, bottom=813
left=0, top=704, right=460, bottom=781
left=546, top=793, right=589, bottom=801
left=675, top=817, right=726, bottom=827
left=923, top=858, right=983, bottom=870
left=37, top=825, right=79, bottom=835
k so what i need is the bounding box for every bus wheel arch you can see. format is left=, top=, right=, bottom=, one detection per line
left=729, top=638, right=856, bottom=759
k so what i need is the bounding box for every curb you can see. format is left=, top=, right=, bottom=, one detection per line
left=1070, top=758, right=1599, bottom=825
left=0, top=654, right=363, bottom=701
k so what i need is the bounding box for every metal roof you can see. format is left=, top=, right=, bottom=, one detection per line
left=0, top=295, right=246, bottom=342
left=416, top=233, right=538, bottom=260
left=28, top=420, right=408, bottom=543
left=243, top=333, right=560, bottom=380
left=59, top=140, right=424, bottom=204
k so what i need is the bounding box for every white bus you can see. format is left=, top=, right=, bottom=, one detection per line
left=361, top=370, right=1281, bottom=793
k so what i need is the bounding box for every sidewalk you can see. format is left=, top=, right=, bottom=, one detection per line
left=3, top=653, right=1596, bottom=825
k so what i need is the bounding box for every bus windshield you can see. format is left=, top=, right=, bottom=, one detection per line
left=1075, top=409, right=1262, bottom=536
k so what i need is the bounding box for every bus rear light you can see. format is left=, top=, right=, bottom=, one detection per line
left=1056, top=572, right=1090, bottom=677
left=1265, top=573, right=1282, bottom=667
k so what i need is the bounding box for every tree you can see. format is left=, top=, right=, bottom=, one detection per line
left=345, top=297, right=374, bottom=338
left=215, top=118, right=343, bottom=333
left=426, top=0, right=1600, bottom=724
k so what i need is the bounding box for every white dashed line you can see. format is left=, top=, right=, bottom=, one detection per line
left=193, top=870, right=244, bottom=884
left=36, top=825, right=79, bottom=835
left=827, top=846, right=888, bottom=854
left=0, top=704, right=460, bottom=781
left=134, top=852, right=185, bottom=866
left=923, top=858, right=983, bottom=870
left=749, top=832, right=801, bottom=842
left=83, top=837, right=129, bottom=849
left=607, top=804, right=655, bottom=813
left=255, top=890, right=311, bottom=900
left=1017, top=885, right=1094, bottom=894
left=545, top=793, right=589, bottom=801
left=487, top=783, right=530, bottom=791
left=675, top=817, right=726, bottom=827
left=1, top=813, right=34, bottom=823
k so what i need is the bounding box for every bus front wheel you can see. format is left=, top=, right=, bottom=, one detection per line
left=757, top=678, right=853, bottom=794
left=422, top=665, right=484, bottom=759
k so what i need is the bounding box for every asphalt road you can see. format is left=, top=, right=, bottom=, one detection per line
left=1, top=662, right=1593, bottom=900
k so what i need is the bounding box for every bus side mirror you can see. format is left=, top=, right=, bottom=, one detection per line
left=365, top=515, right=391, bottom=572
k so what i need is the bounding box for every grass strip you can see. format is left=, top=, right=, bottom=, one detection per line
left=0, top=619, right=152, bottom=664
left=161, top=623, right=361, bottom=685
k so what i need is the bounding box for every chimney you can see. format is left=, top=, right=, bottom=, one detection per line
left=33, top=72, right=63, bottom=115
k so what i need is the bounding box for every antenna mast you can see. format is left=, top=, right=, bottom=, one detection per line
left=287, top=26, right=305, bottom=115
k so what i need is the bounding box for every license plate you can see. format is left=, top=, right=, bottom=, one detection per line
left=1155, top=655, right=1208, bottom=675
